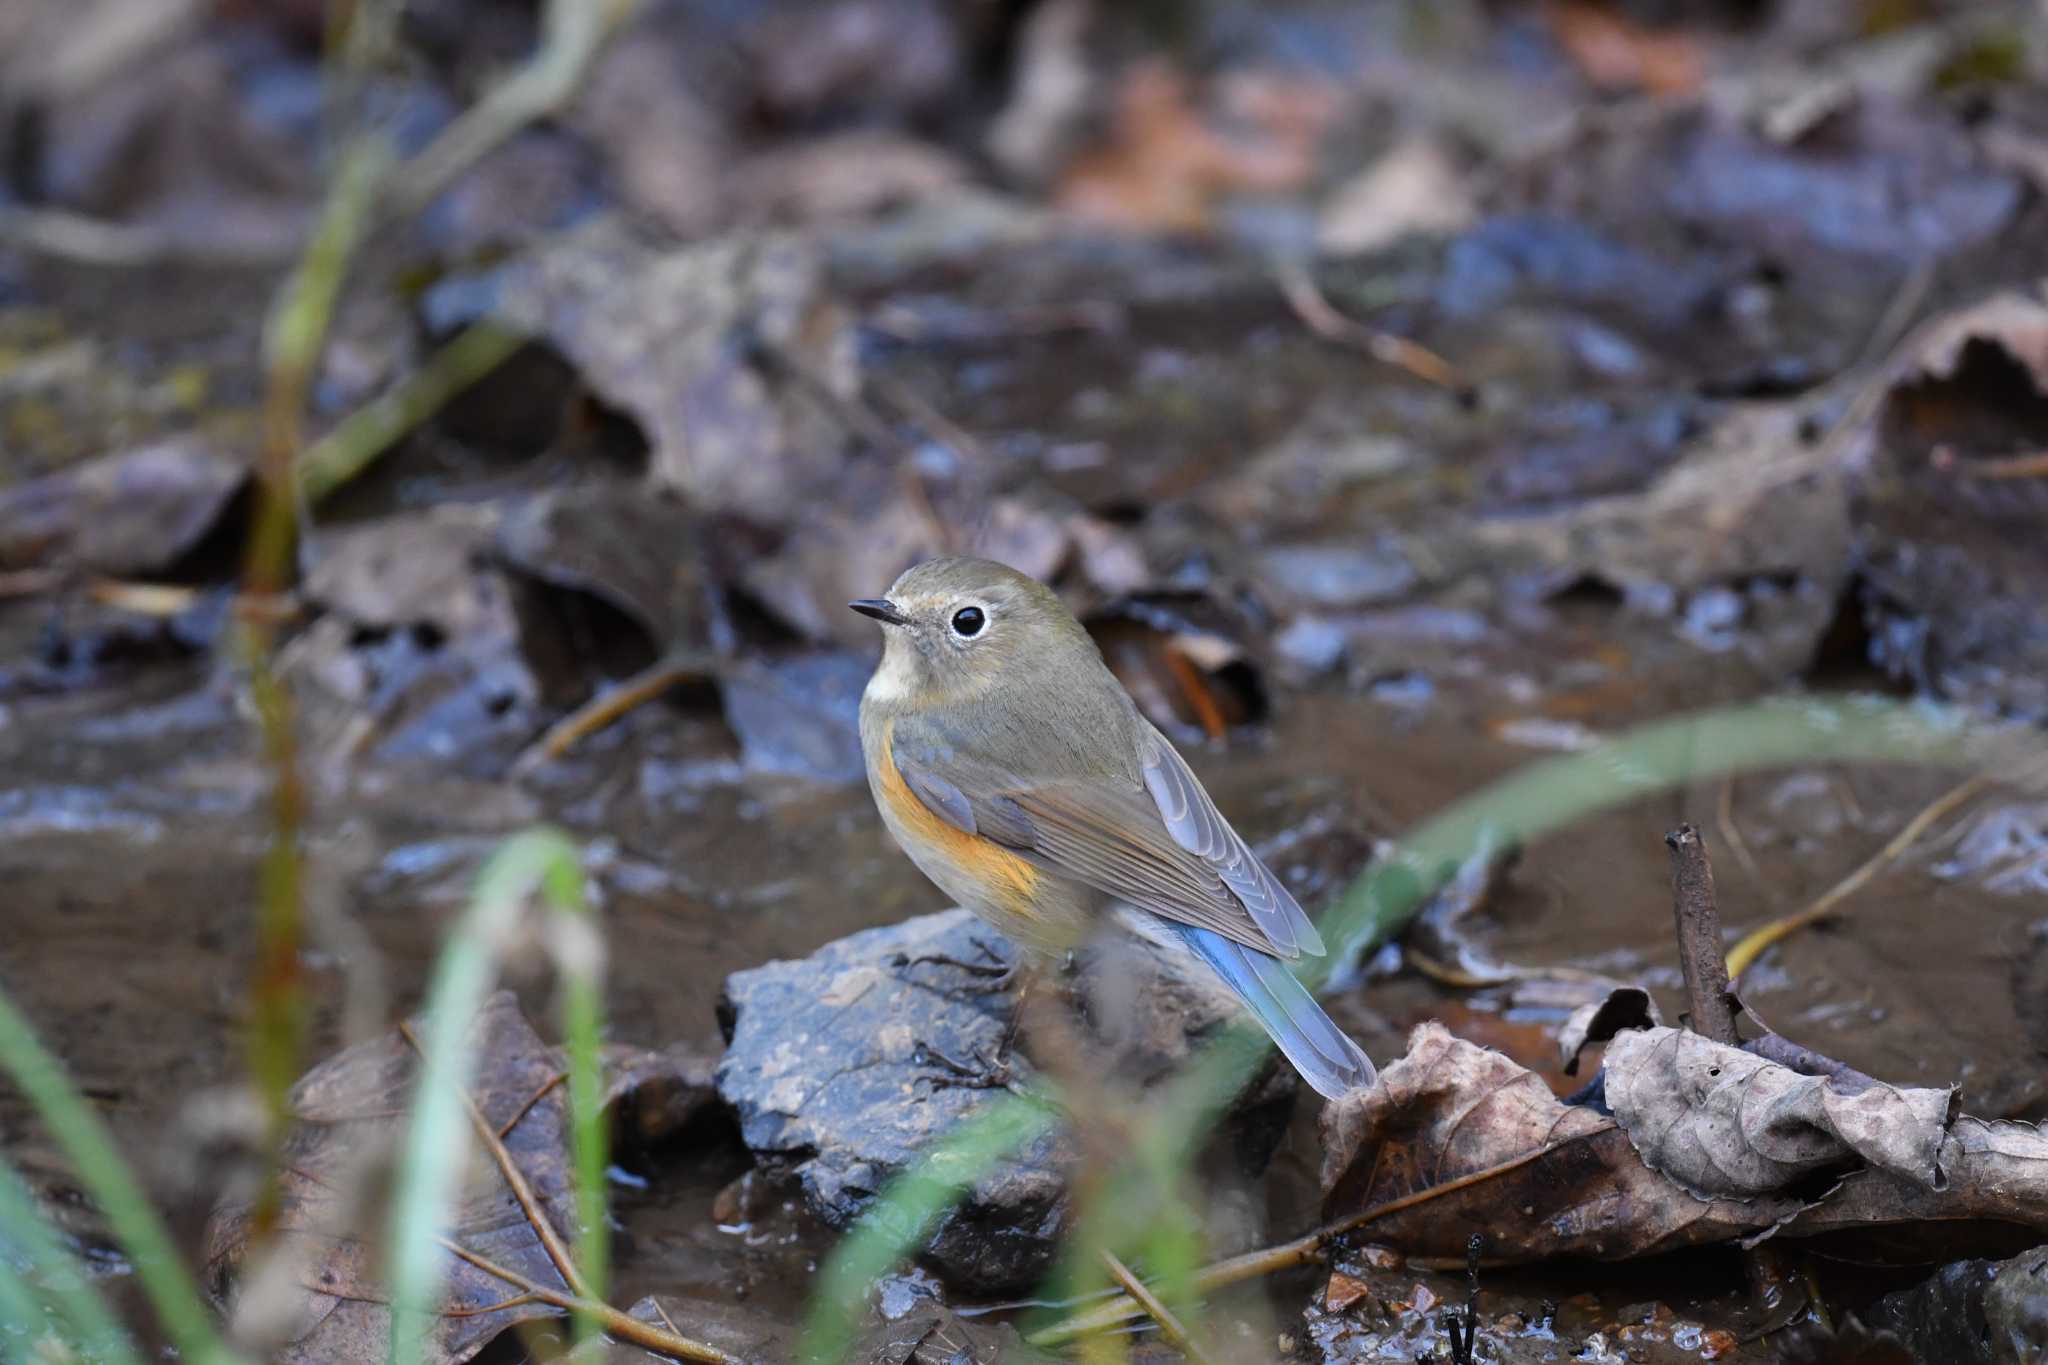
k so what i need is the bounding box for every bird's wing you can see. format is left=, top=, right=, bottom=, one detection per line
left=1135, top=722, right=1324, bottom=958
left=891, top=711, right=1317, bottom=960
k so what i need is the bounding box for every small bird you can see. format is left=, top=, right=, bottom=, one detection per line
left=851, top=557, right=1375, bottom=1098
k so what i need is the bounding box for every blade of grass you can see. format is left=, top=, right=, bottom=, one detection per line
left=242, top=0, right=401, bottom=1225
left=387, top=828, right=607, bottom=1365
left=1310, top=695, right=2007, bottom=983
left=295, top=321, right=526, bottom=505
left=1024, top=1028, right=1266, bottom=1341
left=0, top=1159, right=143, bottom=1365
left=796, top=1094, right=1058, bottom=1364
left=0, top=988, right=238, bottom=1364
left=0, top=1249, right=61, bottom=1362
left=382, top=0, right=641, bottom=221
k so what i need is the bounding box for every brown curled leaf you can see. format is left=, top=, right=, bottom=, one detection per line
left=1319, top=1023, right=1793, bottom=1263
left=1604, top=1026, right=1958, bottom=1200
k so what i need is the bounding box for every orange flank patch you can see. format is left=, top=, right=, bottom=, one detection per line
left=877, top=721, right=1040, bottom=916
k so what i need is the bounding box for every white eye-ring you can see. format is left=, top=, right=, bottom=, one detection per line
left=950, top=606, right=986, bottom=637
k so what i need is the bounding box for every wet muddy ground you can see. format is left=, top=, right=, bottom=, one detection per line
left=8, top=2, right=2048, bottom=1361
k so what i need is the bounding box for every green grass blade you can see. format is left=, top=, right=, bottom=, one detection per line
left=387, top=827, right=607, bottom=1365
left=797, top=1095, right=1057, bottom=1364
left=0, top=1158, right=142, bottom=1365
left=1311, top=695, right=2002, bottom=980
left=0, top=987, right=234, bottom=1364
left=544, top=859, right=609, bottom=1347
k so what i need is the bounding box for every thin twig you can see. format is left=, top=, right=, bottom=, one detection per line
left=1929, top=446, right=2048, bottom=480
left=1095, top=1249, right=1217, bottom=1365
left=1663, top=829, right=1814, bottom=1336
left=438, top=1239, right=740, bottom=1364
left=381, top=0, right=641, bottom=221
left=1274, top=260, right=1464, bottom=390
left=1853, top=258, right=1934, bottom=371
left=1744, top=1032, right=1880, bottom=1097
left=1030, top=1136, right=1578, bottom=1346
left=511, top=653, right=715, bottom=775
left=1665, top=825, right=1736, bottom=1044
left=498, top=1072, right=570, bottom=1140
left=748, top=336, right=902, bottom=451
left=397, top=1022, right=587, bottom=1299
left=1725, top=774, right=1990, bottom=980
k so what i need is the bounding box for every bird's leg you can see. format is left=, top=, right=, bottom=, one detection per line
left=994, top=960, right=1041, bottom=1063
left=910, top=958, right=1043, bottom=1096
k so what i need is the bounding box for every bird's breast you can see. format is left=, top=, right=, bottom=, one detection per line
left=868, top=715, right=1089, bottom=953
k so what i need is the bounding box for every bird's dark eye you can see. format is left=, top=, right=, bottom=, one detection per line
left=951, top=607, right=985, bottom=637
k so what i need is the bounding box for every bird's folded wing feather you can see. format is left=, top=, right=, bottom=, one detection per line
left=1136, top=723, right=1324, bottom=957
left=891, top=712, right=1319, bottom=960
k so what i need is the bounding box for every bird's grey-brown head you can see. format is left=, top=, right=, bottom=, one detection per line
left=850, top=557, right=1093, bottom=705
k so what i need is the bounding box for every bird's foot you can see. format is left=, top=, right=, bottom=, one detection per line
left=912, top=1038, right=1024, bottom=1095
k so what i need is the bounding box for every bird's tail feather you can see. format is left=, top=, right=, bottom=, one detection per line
left=1175, top=925, right=1376, bottom=1099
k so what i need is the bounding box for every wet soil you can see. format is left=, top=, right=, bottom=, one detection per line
left=2, top=556, right=2039, bottom=1354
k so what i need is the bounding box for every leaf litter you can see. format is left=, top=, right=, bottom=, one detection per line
left=204, top=991, right=738, bottom=1365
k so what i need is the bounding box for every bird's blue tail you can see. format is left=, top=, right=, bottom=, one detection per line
left=1175, top=925, right=1376, bottom=1098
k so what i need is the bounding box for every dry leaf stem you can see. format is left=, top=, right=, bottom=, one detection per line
left=511, top=654, right=716, bottom=774
left=1274, top=259, right=1463, bottom=390
left=1725, top=774, right=1990, bottom=980
left=1096, top=1248, right=1217, bottom=1365
left=1663, top=825, right=1808, bottom=1337
left=438, top=1240, right=739, bottom=1365
left=394, top=1021, right=737, bottom=1363
left=1030, top=1139, right=1570, bottom=1346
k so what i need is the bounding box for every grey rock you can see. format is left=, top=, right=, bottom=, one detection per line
left=715, top=909, right=1297, bottom=1293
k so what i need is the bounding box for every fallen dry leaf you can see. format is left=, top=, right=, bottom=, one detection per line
left=1087, top=592, right=1265, bottom=740
left=1558, top=986, right=1660, bottom=1074
left=726, top=131, right=968, bottom=226
left=0, top=438, right=245, bottom=575
left=1320, top=1023, right=1792, bottom=1262
left=566, top=20, right=727, bottom=240
left=478, top=219, right=859, bottom=522
left=1603, top=1026, right=1958, bottom=1199
left=740, top=461, right=943, bottom=648
left=1321, top=1019, right=2048, bottom=1269
left=1855, top=291, right=2048, bottom=722
left=492, top=483, right=712, bottom=659
left=284, top=506, right=548, bottom=763
left=204, top=993, right=581, bottom=1365
left=1783, top=1114, right=2048, bottom=1246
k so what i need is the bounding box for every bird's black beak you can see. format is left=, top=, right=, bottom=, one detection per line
left=849, top=598, right=910, bottom=626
